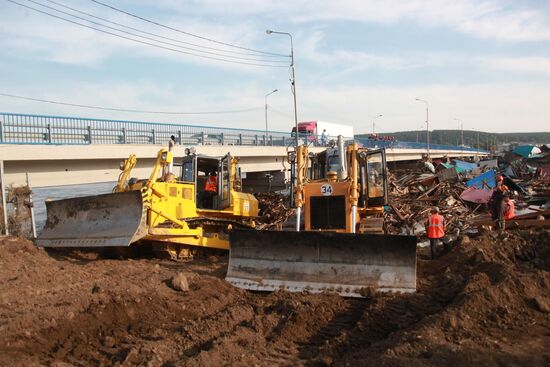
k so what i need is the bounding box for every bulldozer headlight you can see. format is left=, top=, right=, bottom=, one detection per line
left=161, top=152, right=167, bottom=161
left=119, top=161, right=125, bottom=170
left=185, top=147, right=196, bottom=156
left=359, top=151, right=367, bottom=159
left=288, top=152, right=296, bottom=162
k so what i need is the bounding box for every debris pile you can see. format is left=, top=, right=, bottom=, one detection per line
left=254, top=192, right=295, bottom=230
left=385, top=172, right=477, bottom=238
left=385, top=150, right=550, bottom=240
left=1, top=185, right=33, bottom=236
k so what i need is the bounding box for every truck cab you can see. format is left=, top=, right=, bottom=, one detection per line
left=291, top=121, right=318, bottom=143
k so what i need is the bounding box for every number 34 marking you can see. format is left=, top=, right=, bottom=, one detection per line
left=321, top=184, right=333, bottom=196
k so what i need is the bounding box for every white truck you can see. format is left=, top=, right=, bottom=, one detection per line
left=291, top=121, right=354, bottom=144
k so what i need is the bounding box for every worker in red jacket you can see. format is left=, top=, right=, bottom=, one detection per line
left=503, top=193, right=515, bottom=220
left=489, top=174, right=509, bottom=231
left=426, top=207, right=445, bottom=259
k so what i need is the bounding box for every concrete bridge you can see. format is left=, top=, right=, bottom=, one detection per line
left=0, top=112, right=488, bottom=189
left=0, top=143, right=487, bottom=188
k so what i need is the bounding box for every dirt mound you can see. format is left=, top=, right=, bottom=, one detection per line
left=0, top=230, right=548, bottom=366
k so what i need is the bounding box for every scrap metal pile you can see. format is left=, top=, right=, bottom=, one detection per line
left=385, top=148, right=550, bottom=240
left=385, top=170, right=475, bottom=239
left=254, top=192, right=295, bottom=230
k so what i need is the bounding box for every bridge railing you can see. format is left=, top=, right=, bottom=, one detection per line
left=0, top=112, right=299, bottom=147
left=0, top=112, right=488, bottom=153
left=355, top=138, right=487, bottom=153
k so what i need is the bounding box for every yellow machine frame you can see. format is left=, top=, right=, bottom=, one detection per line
left=115, top=149, right=258, bottom=251
left=292, top=141, right=387, bottom=233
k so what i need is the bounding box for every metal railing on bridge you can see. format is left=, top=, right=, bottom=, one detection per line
left=0, top=112, right=297, bottom=147
left=355, top=138, right=486, bottom=153
left=0, top=112, right=488, bottom=153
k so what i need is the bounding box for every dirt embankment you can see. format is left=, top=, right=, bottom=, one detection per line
left=0, top=230, right=549, bottom=366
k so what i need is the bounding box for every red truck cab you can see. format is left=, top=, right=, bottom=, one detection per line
left=291, top=121, right=317, bottom=142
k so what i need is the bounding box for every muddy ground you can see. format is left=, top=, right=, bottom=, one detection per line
left=0, top=230, right=549, bottom=367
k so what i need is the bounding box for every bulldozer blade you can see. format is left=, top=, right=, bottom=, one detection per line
left=226, top=230, right=417, bottom=297
left=36, top=191, right=147, bottom=248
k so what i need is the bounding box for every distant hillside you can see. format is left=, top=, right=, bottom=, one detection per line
left=356, top=130, right=550, bottom=149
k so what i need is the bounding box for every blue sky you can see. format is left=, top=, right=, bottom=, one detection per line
left=0, top=0, right=549, bottom=133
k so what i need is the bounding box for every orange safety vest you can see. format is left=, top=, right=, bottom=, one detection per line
left=427, top=214, right=445, bottom=239
left=205, top=175, right=218, bottom=193
left=504, top=200, right=515, bottom=220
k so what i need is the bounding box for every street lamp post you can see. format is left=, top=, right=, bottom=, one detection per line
left=372, top=114, right=383, bottom=134
left=415, top=98, right=430, bottom=159
left=266, top=29, right=298, bottom=147
left=265, top=89, right=278, bottom=143
left=454, top=117, right=464, bottom=152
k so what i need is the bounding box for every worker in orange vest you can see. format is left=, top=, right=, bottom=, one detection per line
left=426, top=207, right=445, bottom=260
left=204, top=171, right=218, bottom=193
left=201, top=171, right=218, bottom=208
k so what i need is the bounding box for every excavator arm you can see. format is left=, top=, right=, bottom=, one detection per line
left=114, top=154, right=137, bottom=193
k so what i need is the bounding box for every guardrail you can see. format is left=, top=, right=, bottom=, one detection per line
left=0, top=112, right=488, bottom=153
left=355, top=138, right=487, bottom=153
left=0, top=112, right=298, bottom=146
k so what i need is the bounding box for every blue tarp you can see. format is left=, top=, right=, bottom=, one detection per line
left=466, top=170, right=496, bottom=189
left=454, top=159, right=478, bottom=172
left=513, top=145, right=540, bottom=158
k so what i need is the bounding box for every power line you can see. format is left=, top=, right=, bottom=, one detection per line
left=37, top=0, right=288, bottom=62
left=0, top=92, right=263, bottom=115
left=91, top=0, right=288, bottom=58
left=45, top=0, right=285, bottom=58
left=270, top=106, right=294, bottom=119
left=7, top=0, right=288, bottom=67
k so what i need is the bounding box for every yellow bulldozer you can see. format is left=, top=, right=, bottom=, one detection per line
left=37, top=148, right=258, bottom=259
left=226, top=136, right=417, bottom=297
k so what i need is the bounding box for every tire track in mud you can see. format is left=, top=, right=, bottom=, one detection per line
left=296, top=300, right=367, bottom=362
left=180, top=300, right=257, bottom=359
left=296, top=261, right=470, bottom=365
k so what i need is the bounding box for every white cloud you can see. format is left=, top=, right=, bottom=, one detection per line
left=479, top=56, right=550, bottom=75
left=0, top=1, right=281, bottom=70
left=296, top=82, right=550, bottom=133
left=1, top=80, right=548, bottom=133
left=160, top=0, right=550, bottom=42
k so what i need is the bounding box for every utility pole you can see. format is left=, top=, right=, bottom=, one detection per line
left=0, top=160, right=8, bottom=235
left=415, top=98, right=430, bottom=159
left=264, top=89, right=278, bottom=142
left=372, top=114, right=382, bottom=134
left=266, top=30, right=298, bottom=147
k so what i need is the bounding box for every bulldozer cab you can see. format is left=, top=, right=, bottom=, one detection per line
left=182, top=152, right=234, bottom=210
left=358, top=148, right=388, bottom=208
left=309, top=147, right=342, bottom=179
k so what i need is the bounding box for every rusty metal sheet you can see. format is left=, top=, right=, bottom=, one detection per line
left=437, top=167, right=459, bottom=183
left=226, top=230, right=417, bottom=297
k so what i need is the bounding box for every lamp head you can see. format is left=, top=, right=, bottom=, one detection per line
left=273, top=89, right=278, bottom=93
left=266, top=29, right=273, bottom=34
